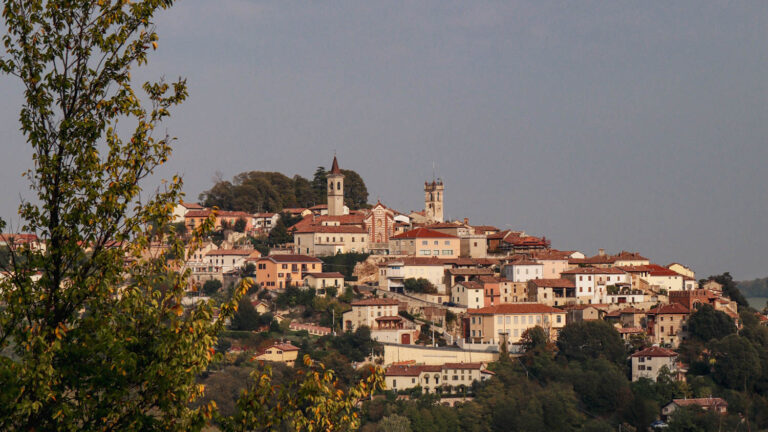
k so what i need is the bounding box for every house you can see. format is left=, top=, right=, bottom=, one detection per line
left=612, top=251, right=650, bottom=267
left=562, top=304, right=606, bottom=324
left=389, top=227, right=460, bottom=258
left=289, top=321, right=332, bottom=336
left=643, top=264, right=684, bottom=292
left=662, top=398, right=728, bottom=419
left=204, top=249, right=252, bottom=273
left=561, top=267, right=629, bottom=304
left=617, top=306, right=646, bottom=328
left=252, top=342, right=300, bottom=367
left=451, top=281, right=485, bottom=309
left=254, top=254, right=323, bottom=290
left=667, top=263, right=695, bottom=279
left=0, top=233, right=45, bottom=251
left=702, top=280, right=723, bottom=293
left=303, top=272, right=344, bottom=296
left=487, top=230, right=550, bottom=255
left=172, top=201, right=204, bottom=223
left=630, top=346, right=679, bottom=382
left=251, top=300, right=270, bottom=314
left=292, top=224, right=369, bottom=256
left=343, top=298, right=400, bottom=332
left=384, top=362, right=493, bottom=394
left=467, top=303, right=566, bottom=346
left=253, top=212, right=280, bottom=233
left=380, top=257, right=447, bottom=294
left=532, top=249, right=579, bottom=279
left=502, top=258, right=543, bottom=283
left=646, top=303, right=691, bottom=346
left=527, top=278, right=577, bottom=306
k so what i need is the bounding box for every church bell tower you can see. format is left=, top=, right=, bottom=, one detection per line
left=327, top=156, right=345, bottom=216
left=424, top=179, right=444, bottom=222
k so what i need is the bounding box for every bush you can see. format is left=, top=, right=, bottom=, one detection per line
left=203, top=279, right=223, bottom=296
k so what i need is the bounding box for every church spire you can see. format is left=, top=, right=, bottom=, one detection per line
left=330, top=156, right=341, bottom=175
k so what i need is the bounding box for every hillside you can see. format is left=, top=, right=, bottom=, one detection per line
left=738, top=277, right=768, bottom=298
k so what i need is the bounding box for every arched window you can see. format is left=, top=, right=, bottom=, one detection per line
left=329, top=181, right=333, bottom=190
left=337, top=181, right=341, bottom=190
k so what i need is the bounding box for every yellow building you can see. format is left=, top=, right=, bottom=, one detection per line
left=252, top=342, right=300, bottom=367
left=467, top=303, right=566, bottom=346
left=389, top=227, right=460, bottom=258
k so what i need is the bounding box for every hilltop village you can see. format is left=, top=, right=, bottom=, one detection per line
left=2, top=156, right=762, bottom=429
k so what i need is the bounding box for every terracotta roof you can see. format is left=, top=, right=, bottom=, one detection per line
left=528, top=278, right=575, bottom=288
left=185, top=209, right=212, bottom=218
left=619, top=307, right=645, bottom=314
left=330, top=156, right=342, bottom=175
left=180, top=201, right=204, bottom=209
left=447, top=268, right=494, bottom=276
left=303, top=272, right=344, bottom=278
left=614, top=251, right=649, bottom=261
left=476, top=275, right=504, bottom=284
left=505, top=257, right=541, bottom=266
left=647, top=303, right=690, bottom=315
left=391, top=227, right=458, bottom=239
left=645, top=264, right=682, bottom=277
left=258, top=254, right=322, bottom=263
left=617, top=327, right=644, bottom=334
left=309, top=204, right=328, bottom=210
left=671, top=398, right=727, bottom=409
left=561, top=267, right=626, bottom=275
left=532, top=250, right=574, bottom=261
left=385, top=364, right=442, bottom=377
left=569, top=255, right=617, bottom=265
left=631, top=346, right=678, bottom=358
left=424, top=222, right=466, bottom=229
left=293, top=225, right=367, bottom=234
left=254, top=212, right=276, bottom=218
left=472, top=225, right=499, bottom=233
left=468, top=303, right=562, bottom=315
left=455, top=281, right=484, bottom=291
left=351, top=298, right=400, bottom=306
left=488, top=230, right=549, bottom=247
left=217, top=210, right=252, bottom=218
left=385, top=257, right=446, bottom=267
left=260, top=342, right=300, bottom=353
left=205, top=249, right=252, bottom=256
left=443, top=362, right=484, bottom=370
left=375, top=316, right=403, bottom=322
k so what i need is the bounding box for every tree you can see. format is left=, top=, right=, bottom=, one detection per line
left=221, top=357, right=384, bottom=431
left=203, top=279, right=224, bottom=296
left=0, top=1, right=381, bottom=429
left=709, top=334, right=761, bottom=391
left=0, top=0, right=246, bottom=428
left=230, top=297, right=262, bottom=331
left=378, top=414, right=412, bottom=432
left=687, top=304, right=737, bottom=342
left=341, top=169, right=370, bottom=209
left=402, top=278, right=437, bottom=294
left=233, top=218, right=247, bottom=233
left=520, top=326, right=549, bottom=352
left=556, top=320, right=627, bottom=366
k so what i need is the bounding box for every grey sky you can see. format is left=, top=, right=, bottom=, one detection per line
left=1, top=1, right=766, bottom=279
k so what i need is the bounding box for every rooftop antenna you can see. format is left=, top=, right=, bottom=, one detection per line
left=432, top=161, right=436, bottom=182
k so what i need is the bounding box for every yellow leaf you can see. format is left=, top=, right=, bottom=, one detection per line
left=152, top=41, right=158, bottom=50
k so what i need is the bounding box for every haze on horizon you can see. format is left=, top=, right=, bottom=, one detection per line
left=0, top=1, right=766, bottom=280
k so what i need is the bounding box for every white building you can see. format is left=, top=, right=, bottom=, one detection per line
left=502, top=259, right=543, bottom=283
left=451, top=281, right=484, bottom=309
left=342, top=298, right=400, bottom=332
left=385, top=362, right=494, bottom=394
left=382, top=258, right=447, bottom=293
left=561, top=267, right=629, bottom=304
left=630, top=346, right=679, bottom=382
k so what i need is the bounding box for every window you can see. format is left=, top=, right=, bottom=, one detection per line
left=442, top=250, right=452, bottom=255
left=282, top=264, right=288, bottom=269
left=434, top=241, right=438, bottom=245
left=556, top=315, right=562, bottom=323
left=420, top=250, right=431, bottom=255
left=445, top=240, right=450, bottom=245
left=497, top=316, right=502, bottom=324
left=422, top=240, right=428, bottom=246
left=513, top=316, right=518, bottom=324
left=433, top=250, right=439, bottom=255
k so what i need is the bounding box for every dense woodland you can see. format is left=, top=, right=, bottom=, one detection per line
left=199, top=167, right=369, bottom=213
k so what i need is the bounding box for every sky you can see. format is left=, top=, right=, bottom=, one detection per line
left=0, top=1, right=766, bottom=280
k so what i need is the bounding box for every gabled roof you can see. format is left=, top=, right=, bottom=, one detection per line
left=385, top=364, right=442, bottom=377
left=185, top=209, right=212, bottom=218
left=447, top=268, right=494, bottom=276
left=205, top=249, right=253, bottom=256
left=670, top=398, right=727, bottom=409
left=455, top=281, right=483, bottom=291
left=528, top=278, right=575, bottom=288
left=645, top=264, right=682, bottom=277
left=351, top=298, right=400, bottom=307
left=391, top=227, right=458, bottom=239
left=443, top=362, right=484, bottom=370
left=293, top=225, right=367, bottom=234
left=303, top=272, right=344, bottom=278
left=468, top=303, right=561, bottom=315
left=647, top=303, right=690, bottom=315
left=180, top=201, right=204, bottom=210
left=257, top=254, right=322, bottom=264
left=561, top=267, right=626, bottom=275
left=631, top=346, right=677, bottom=358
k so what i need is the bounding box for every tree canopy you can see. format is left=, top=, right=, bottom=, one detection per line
left=200, top=168, right=370, bottom=212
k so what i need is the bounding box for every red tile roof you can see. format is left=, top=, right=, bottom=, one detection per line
left=671, top=398, right=727, bottom=409
left=351, top=298, right=400, bottom=306
left=385, top=364, right=442, bottom=376
left=528, top=278, right=575, bottom=288
left=645, top=264, right=682, bottom=277
left=455, top=281, right=484, bottom=291
left=180, top=201, right=204, bottom=209
left=303, top=272, right=344, bottom=278
left=391, top=227, right=458, bottom=239
left=293, top=225, right=367, bottom=234
left=443, top=362, right=484, bottom=370
left=205, top=249, right=253, bottom=256
left=647, top=303, right=690, bottom=315
left=468, top=303, right=562, bottom=315
left=257, top=254, right=322, bottom=263
left=561, top=267, right=626, bottom=275
left=631, top=346, right=678, bottom=358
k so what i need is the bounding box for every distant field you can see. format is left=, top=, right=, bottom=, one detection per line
left=747, top=297, right=768, bottom=310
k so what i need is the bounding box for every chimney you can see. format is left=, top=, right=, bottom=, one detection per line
left=464, top=217, right=469, bottom=225
left=598, top=248, right=605, bottom=257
